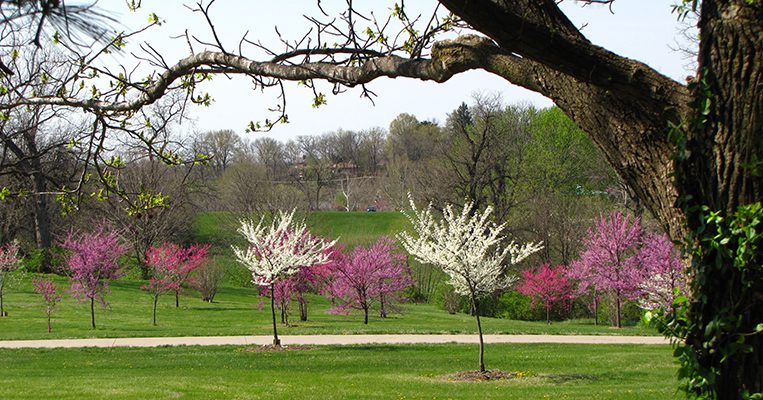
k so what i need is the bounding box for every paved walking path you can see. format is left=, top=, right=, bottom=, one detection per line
left=0, top=334, right=669, bottom=349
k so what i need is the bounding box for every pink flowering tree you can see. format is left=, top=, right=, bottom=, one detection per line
left=32, top=277, right=62, bottom=333
left=635, top=233, right=687, bottom=312
left=63, top=227, right=128, bottom=329
left=144, top=243, right=210, bottom=313
left=233, top=209, right=336, bottom=346
left=0, top=242, right=20, bottom=317
left=325, top=237, right=412, bottom=324
left=517, top=264, right=575, bottom=324
left=568, top=211, right=643, bottom=328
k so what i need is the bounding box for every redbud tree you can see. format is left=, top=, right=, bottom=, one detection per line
left=143, top=243, right=210, bottom=325
left=568, top=211, right=643, bottom=328
left=0, top=241, right=20, bottom=317
left=517, top=264, right=574, bottom=324
left=635, top=233, right=686, bottom=312
left=233, top=209, right=336, bottom=346
left=399, top=199, right=542, bottom=373
left=32, top=277, right=62, bottom=333
left=325, top=237, right=411, bottom=324
left=63, top=226, right=128, bottom=329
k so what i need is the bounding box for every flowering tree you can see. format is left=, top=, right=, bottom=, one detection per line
left=568, top=211, right=643, bottom=328
left=0, top=242, right=20, bottom=317
left=233, top=209, right=336, bottom=346
left=517, top=264, right=574, bottom=324
left=63, top=227, right=128, bottom=329
left=32, top=277, right=62, bottom=333
left=399, top=199, right=542, bottom=372
left=635, top=233, right=687, bottom=312
left=143, top=243, right=210, bottom=325
left=325, top=237, right=411, bottom=324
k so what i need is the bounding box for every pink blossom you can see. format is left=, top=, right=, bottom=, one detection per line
left=33, top=277, right=62, bottom=333
left=517, top=264, right=574, bottom=324
left=63, top=226, right=128, bottom=329
left=634, top=233, right=686, bottom=311
left=568, top=211, right=643, bottom=327
left=0, top=241, right=20, bottom=317
left=324, top=237, right=412, bottom=324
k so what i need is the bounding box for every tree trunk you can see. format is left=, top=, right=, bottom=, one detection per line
left=473, top=297, right=485, bottom=373
left=379, top=293, right=387, bottom=318
left=175, top=290, right=179, bottom=308
left=593, top=294, right=598, bottom=326
left=46, top=310, right=51, bottom=333
left=0, top=291, right=4, bottom=318
left=546, top=304, right=550, bottom=325
left=152, top=294, right=158, bottom=326
left=615, top=293, right=622, bottom=329
left=678, top=2, right=763, bottom=397
left=31, top=176, right=52, bottom=273
left=24, top=132, right=53, bottom=274
left=280, top=300, right=289, bottom=326
left=270, top=283, right=280, bottom=346
left=363, top=304, right=369, bottom=325
left=298, top=293, right=307, bottom=322
left=90, top=297, right=96, bottom=329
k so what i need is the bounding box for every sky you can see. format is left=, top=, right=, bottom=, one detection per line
left=96, top=1, right=694, bottom=142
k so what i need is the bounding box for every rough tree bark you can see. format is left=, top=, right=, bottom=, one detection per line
left=678, top=1, right=763, bottom=396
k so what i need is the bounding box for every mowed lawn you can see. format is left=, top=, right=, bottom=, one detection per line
left=0, top=343, right=678, bottom=399
left=0, top=277, right=655, bottom=340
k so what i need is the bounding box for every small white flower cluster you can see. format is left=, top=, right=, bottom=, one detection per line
left=398, top=197, right=542, bottom=299
left=232, top=209, right=337, bottom=287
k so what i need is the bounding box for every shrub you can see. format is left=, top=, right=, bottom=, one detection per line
left=194, top=258, right=226, bottom=302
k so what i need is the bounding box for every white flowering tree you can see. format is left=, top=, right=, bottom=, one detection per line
left=399, top=199, right=542, bottom=372
left=233, top=209, right=336, bottom=346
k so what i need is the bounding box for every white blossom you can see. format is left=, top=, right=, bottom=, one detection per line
left=232, top=209, right=336, bottom=287
left=398, top=197, right=542, bottom=298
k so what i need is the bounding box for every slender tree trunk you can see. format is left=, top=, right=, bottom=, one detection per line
left=379, top=293, right=387, bottom=318
left=615, top=292, right=622, bottom=329
left=0, top=291, right=4, bottom=317
left=280, top=300, right=289, bottom=326
left=46, top=310, right=51, bottom=333
left=546, top=304, right=550, bottom=325
left=152, top=294, right=158, bottom=326
left=90, top=297, right=96, bottom=329
left=270, top=283, right=280, bottom=346
left=175, top=290, right=179, bottom=308
left=363, top=304, right=369, bottom=325
left=298, top=293, right=307, bottom=322
left=473, top=297, right=485, bottom=373
left=593, top=294, right=598, bottom=326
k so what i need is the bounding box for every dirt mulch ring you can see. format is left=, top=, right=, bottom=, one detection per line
left=442, top=370, right=518, bottom=382
left=235, top=344, right=314, bottom=353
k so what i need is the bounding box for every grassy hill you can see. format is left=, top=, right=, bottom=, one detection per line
left=193, top=211, right=411, bottom=248
left=192, top=211, right=412, bottom=286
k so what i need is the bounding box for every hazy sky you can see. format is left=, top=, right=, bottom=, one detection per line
left=100, top=1, right=694, bottom=142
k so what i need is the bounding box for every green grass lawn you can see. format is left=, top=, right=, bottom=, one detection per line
left=0, top=275, right=655, bottom=340
left=0, top=343, right=678, bottom=399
